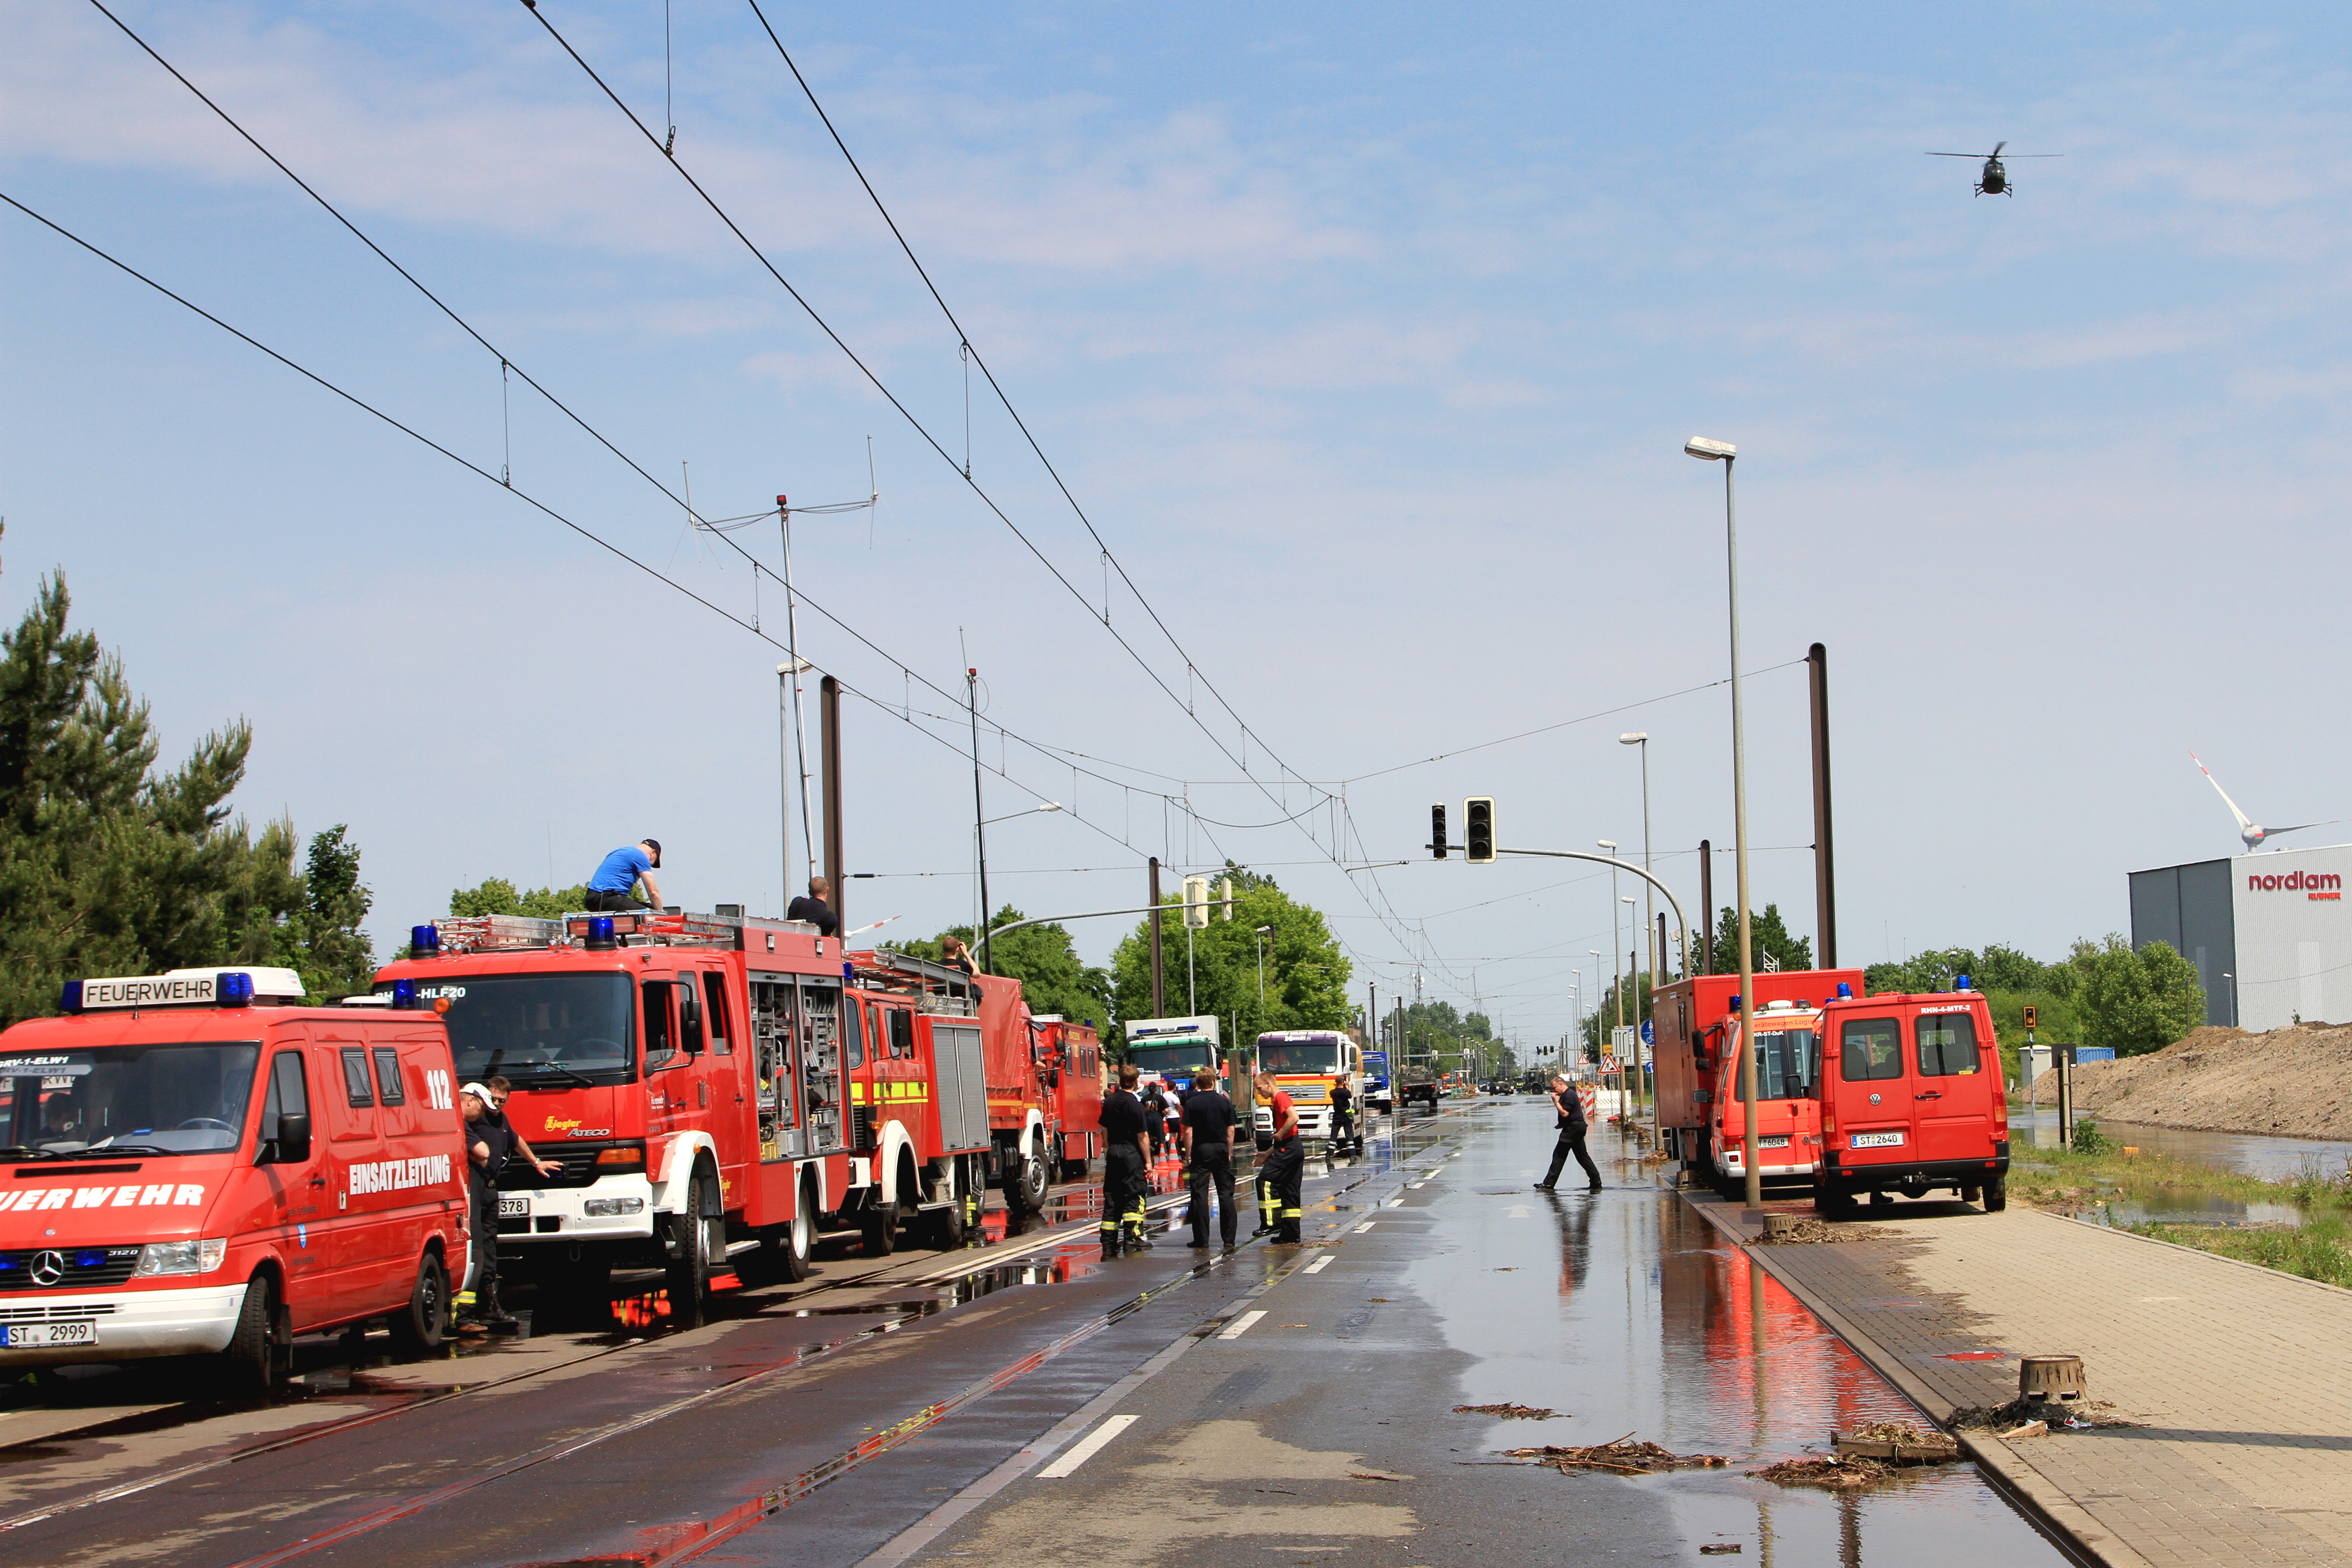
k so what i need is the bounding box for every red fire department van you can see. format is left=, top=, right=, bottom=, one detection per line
left=1652, top=968, right=1864, bottom=1188
left=0, top=967, right=468, bottom=1392
left=1704, top=1000, right=1830, bottom=1197
left=1812, top=984, right=2009, bottom=1216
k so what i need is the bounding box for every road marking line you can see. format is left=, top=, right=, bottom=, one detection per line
left=1219, top=1310, right=1268, bottom=1340
left=1355, top=1221, right=1376, bottom=1233
left=1303, top=1257, right=1333, bottom=1274
left=1037, top=1414, right=1137, bottom=1478
left=1385, top=1197, right=1404, bottom=1207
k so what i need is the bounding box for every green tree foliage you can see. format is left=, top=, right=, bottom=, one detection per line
left=449, top=879, right=590, bottom=920
left=904, top=908, right=1112, bottom=1028
left=1106, top=867, right=1350, bottom=1057
left=277, top=825, right=377, bottom=999
left=1709, top=903, right=1812, bottom=975
left=2074, top=935, right=2205, bottom=1057
left=0, top=565, right=353, bottom=1020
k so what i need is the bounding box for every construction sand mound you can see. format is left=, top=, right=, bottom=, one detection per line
left=2068, top=1025, right=2352, bottom=1142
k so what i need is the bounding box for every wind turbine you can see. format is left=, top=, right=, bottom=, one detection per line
left=2191, top=751, right=2333, bottom=852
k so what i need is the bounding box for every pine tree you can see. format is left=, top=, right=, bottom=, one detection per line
left=0, top=565, right=311, bottom=1023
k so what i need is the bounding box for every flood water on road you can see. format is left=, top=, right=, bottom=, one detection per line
left=2013, top=1107, right=2352, bottom=1183
left=1416, top=1101, right=2072, bottom=1568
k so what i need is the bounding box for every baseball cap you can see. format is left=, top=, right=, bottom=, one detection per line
left=462, top=1082, right=498, bottom=1104
left=642, top=837, right=662, bottom=866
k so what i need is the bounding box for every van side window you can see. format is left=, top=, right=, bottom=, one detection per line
left=843, top=999, right=865, bottom=1068
left=702, top=973, right=733, bottom=1055
left=643, top=981, right=676, bottom=1068
left=371, top=1047, right=406, bottom=1104
left=1839, top=1019, right=1906, bottom=1081
left=339, top=1048, right=375, bottom=1107
left=1915, top=1012, right=1980, bottom=1076
left=889, top=1009, right=915, bottom=1060
left=258, top=1052, right=308, bottom=1159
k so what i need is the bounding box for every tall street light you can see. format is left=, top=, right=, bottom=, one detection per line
left=1597, top=839, right=1620, bottom=1034
left=1620, top=734, right=1655, bottom=991
left=1255, top=924, right=1274, bottom=1028
left=1622, top=894, right=1641, bottom=1115
left=973, top=800, right=1062, bottom=970
left=1686, top=433, right=1760, bottom=1212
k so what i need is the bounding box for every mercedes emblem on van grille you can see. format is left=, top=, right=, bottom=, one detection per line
left=1868, top=1093, right=1882, bottom=1105
left=29, top=1250, right=66, bottom=1287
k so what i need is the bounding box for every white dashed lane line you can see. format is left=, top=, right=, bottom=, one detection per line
left=1355, top=1221, right=1376, bottom=1233
left=1217, top=1311, right=1268, bottom=1341
left=1036, top=1413, right=1138, bottom=1479
left=1303, top=1256, right=1333, bottom=1275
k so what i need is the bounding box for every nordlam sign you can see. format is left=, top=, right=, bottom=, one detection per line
left=2248, top=870, right=2342, bottom=899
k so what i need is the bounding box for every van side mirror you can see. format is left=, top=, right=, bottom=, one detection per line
left=273, top=1112, right=311, bottom=1163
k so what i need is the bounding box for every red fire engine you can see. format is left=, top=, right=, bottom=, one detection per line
left=1032, top=1014, right=1107, bottom=1180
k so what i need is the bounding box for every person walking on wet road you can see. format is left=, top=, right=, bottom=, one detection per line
left=1098, top=1063, right=1154, bottom=1258
left=1535, top=1073, right=1602, bottom=1192
left=1181, top=1074, right=1239, bottom=1250
left=1253, top=1071, right=1304, bottom=1243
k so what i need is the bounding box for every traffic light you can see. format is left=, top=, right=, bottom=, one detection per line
left=1464, top=797, right=1495, bottom=864
left=1182, top=875, right=1210, bottom=929
left=2022, top=1004, right=2038, bottom=1029
left=1430, top=803, right=1448, bottom=859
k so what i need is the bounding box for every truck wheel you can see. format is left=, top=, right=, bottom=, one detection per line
left=1960, top=1184, right=1982, bottom=1203
left=388, top=1251, right=448, bottom=1355
left=926, top=1193, right=966, bottom=1250
left=667, top=1166, right=716, bottom=1325
left=217, top=1278, right=279, bottom=1398
left=1018, top=1136, right=1051, bottom=1212
left=860, top=1202, right=897, bottom=1257
left=1982, top=1175, right=2007, bottom=1213
left=778, top=1178, right=815, bottom=1282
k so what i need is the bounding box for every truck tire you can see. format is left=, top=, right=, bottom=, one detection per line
left=925, top=1195, right=966, bottom=1250
left=388, top=1251, right=448, bottom=1355
left=860, top=1202, right=897, bottom=1257
left=1982, top=1174, right=2007, bottom=1213
left=778, top=1177, right=815, bottom=1282
left=217, top=1278, right=279, bottom=1398
left=1018, top=1135, right=1051, bottom=1212
left=667, top=1164, right=716, bottom=1326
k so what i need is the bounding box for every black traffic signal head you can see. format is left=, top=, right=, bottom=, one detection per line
left=1464, top=797, right=1495, bottom=864
left=1431, top=803, right=1447, bottom=859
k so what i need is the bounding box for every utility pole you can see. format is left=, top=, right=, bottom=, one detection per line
left=1148, top=857, right=1165, bottom=1017
left=967, top=666, right=992, bottom=972
left=1808, top=642, right=1837, bottom=968
left=1699, top=839, right=1713, bottom=975
left=820, top=676, right=844, bottom=932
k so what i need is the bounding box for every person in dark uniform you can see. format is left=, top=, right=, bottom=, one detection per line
left=1535, top=1073, right=1603, bottom=1192
left=1253, top=1072, right=1304, bottom=1243
left=1138, top=1078, right=1171, bottom=1162
left=1329, top=1076, right=1356, bottom=1154
left=458, top=1084, right=518, bottom=1333
left=786, top=875, right=838, bottom=937
left=1180, top=1075, right=1239, bottom=1249
left=1098, top=1064, right=1153, bottom=1257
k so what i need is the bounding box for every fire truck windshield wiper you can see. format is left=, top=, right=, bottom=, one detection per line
left=509, top=1066, right=595, bottom=1089
left=58, top=1142, right=173, bottom=1158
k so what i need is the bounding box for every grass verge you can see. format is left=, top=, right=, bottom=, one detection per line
left=2006, top=1140, right=2293, bottom=1208
left=2133, top=1217, right=2352, bottom=1291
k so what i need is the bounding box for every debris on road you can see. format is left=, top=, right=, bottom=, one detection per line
left=1752, top=1453, right=1896, bottom=1490
left=1950, top=1397, right=2138, bottom=1433
left=1832, top=1422, right=1961, bottom=1462
left=1699, top=1545, right=1743, bottom=1555
left=1754, top=1219, right=1893, bottom=1245
left=1503, top=1435, right=1731, bottom=1475
left=1455, top=1403, right=1557, bottom=1419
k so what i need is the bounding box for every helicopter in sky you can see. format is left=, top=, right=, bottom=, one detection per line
left=1927, top=140, right=2062, bottom=196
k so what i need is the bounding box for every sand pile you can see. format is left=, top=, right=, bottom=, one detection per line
left=2066, top=1025, right=2352, bottom=1141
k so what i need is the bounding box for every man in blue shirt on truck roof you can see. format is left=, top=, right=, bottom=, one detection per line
left=585, top=839, right=664, bottom=912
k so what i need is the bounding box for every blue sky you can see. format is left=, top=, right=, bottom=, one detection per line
left=6, top=2, right=2350, bottom=1044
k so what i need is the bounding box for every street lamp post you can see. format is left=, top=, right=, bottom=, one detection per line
left=971, top=799, right=1062, bottom=971
left=1621, top=734, right=1655, bottom=987
left=1686, top=433, right=1761, bottom=1212
left=1621, top=894, right=1640, bottom=1117
left=1255, top=924, right=1273, bottom=1033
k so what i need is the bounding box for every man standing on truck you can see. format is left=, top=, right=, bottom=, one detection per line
left=1534, top=1073, right=1602, bottom=1193
left=787, top=875, right=838, bottom=937
left=1098, top=1064, right=1153, bottom=1258
left=585, top=839, right=663, bottom=912
left=1253, top=1071, right=1304, bottom=1243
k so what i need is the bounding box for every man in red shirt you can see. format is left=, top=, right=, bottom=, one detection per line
left=1253, top=1072, right=1304, bottom=1243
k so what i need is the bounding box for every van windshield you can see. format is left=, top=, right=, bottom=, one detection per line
left=412, top=974, right=636, bottom=1085
left=0, top=1043, right=260, bottom=1160
left=1749, top=1026, right=1819, bottom=1099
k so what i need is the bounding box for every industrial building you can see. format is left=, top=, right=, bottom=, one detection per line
left=2129, top=842, right=2352, bottom=1030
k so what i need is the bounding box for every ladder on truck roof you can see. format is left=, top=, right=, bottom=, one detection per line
left=854, top=948, right=981, bottom=1017
left=427, top=909, right=818, bottom=954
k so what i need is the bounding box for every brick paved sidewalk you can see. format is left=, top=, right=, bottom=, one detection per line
left=1685, top=1192, right=2352, bottom=1568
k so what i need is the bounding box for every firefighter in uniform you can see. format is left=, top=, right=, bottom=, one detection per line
left=1329, top=1075, right=1356, bottom=1154
left=1098, top=1063, right=1154, bottom=1257
left=1253, top=1072, right=1304, bottom=1243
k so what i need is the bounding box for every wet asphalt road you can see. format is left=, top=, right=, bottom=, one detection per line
left=0, top=1103, right=2081, bottom=1568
